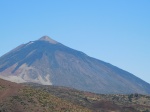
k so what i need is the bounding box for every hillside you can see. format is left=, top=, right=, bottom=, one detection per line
left=0, top=36, right=150, bottom=94
left=0, top=79, right=150, bottom=112
left=31, top=84, right=150, bottom=112
left=0, top=79, right=90, bottom=112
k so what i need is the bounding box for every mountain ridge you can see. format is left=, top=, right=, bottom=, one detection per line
left=0, top=36, right=150, bottom=94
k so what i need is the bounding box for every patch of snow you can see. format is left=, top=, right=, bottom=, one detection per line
left=25, top=41, right=34, bottom=47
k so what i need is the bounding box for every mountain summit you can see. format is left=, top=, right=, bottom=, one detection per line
left=0, top=36, right=150, bottom=94
left=39, top=36, right=58, bottom=44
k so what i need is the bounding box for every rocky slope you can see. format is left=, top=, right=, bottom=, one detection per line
left=0, top=36, right=150, bottom=94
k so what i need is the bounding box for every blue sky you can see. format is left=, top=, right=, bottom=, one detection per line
left=0, top=0, right=150, bottom=83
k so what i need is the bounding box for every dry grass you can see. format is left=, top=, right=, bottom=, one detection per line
left=0, top=79, right=150, bottom=112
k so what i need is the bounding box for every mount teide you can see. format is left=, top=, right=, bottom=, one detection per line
left=0, top=36, right=150, bottom=94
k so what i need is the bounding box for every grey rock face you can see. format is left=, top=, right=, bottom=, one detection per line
left=0, top=36, right=150, bottom=94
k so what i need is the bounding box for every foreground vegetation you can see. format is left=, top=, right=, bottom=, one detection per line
left=0, top=79, right=150, bottom=112
left=0, top=87, right=90, bottom=112
left=32, top=85, right=150, bottom=112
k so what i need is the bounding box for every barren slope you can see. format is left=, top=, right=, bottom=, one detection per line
left=0, top=36, right=150, bottom=94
